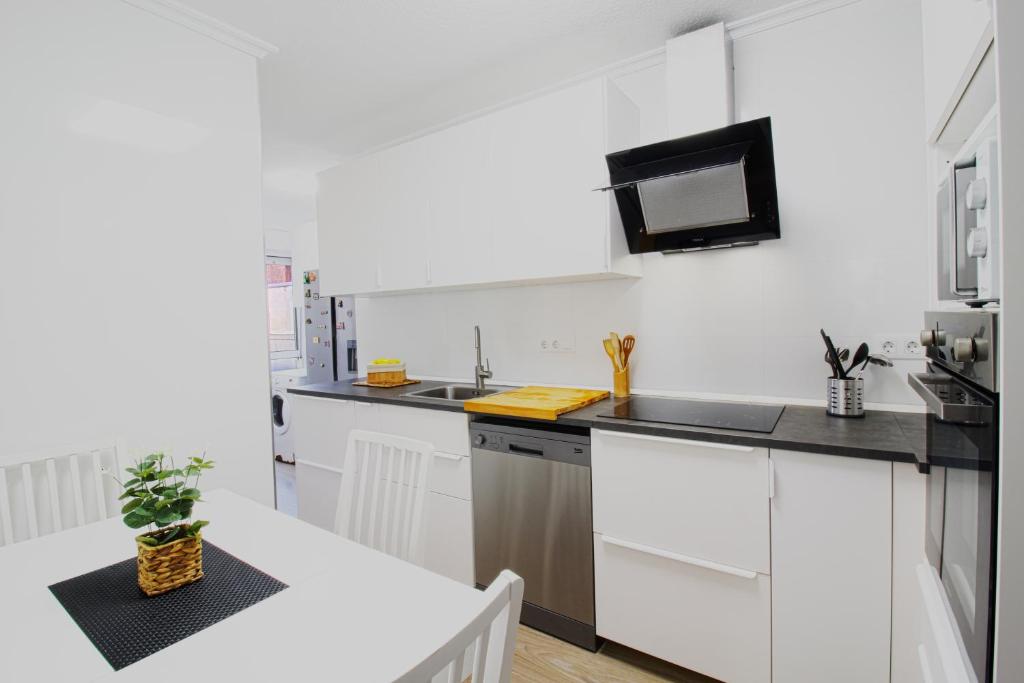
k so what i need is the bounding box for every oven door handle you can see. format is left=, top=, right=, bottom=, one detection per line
left=907, top=373, right=993, bottom=425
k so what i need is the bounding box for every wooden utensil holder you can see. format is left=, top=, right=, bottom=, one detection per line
left=613, top=367, right=630, bottom=398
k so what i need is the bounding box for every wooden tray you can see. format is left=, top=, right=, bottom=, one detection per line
left=464, top=386, right=609, bottom=421
left=351, top=379, right=421, bottom=388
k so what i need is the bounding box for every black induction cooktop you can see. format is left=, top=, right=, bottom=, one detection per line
left=599, top=396, right=785, bottom=434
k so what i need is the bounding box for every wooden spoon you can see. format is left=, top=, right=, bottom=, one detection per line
left=603, top=338, right=622, bottom=372
left=609, top=333, right=623, bottom=369
left=621, top=335, right=636, bottom=368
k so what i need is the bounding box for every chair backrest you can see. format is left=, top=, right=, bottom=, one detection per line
left=0, top=440, right=123, bottom=547
left=396, top=569, right=524, bottom=683
left=334, top=429, right=434, bottom=564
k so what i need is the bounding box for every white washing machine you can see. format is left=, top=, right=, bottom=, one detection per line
left=271, top=368, right=308, bottom=464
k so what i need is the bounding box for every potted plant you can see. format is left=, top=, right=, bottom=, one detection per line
left=117, top=452, right=215, bottom=596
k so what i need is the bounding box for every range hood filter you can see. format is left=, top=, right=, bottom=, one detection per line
left=638, top=159, right=750, bottom=234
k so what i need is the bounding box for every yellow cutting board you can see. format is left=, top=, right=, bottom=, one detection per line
left=464, top=386, right=609, bottom=421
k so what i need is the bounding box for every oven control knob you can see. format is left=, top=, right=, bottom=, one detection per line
left=966, top=178, right=988, bottom=211
left=953, top=337, right=989, bottom=363
left=920, top=329, right=946, bottom=347
left=473, top=434, right=486, bottom=447
left=967, top=228, right=988, bottom=258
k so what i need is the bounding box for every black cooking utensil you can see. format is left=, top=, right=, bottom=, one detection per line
left=845, top=343, right=869, bottom=377
left=823, top=348, right=850, bottom=378
left=820, top=329, right=846, bottom=380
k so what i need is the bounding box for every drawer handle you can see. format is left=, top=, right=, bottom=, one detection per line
left=294, top=458, right=344, bottom=476
left=600, top=535, right=758, bottom=579
left=595, top=430, right=755, bottom=453
left=433, top=452, right=464, bottom=461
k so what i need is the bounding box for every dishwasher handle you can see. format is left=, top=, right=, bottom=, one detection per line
left=508, top=442, right=545, bottom=457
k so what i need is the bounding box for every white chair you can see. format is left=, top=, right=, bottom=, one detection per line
left=0, top=440, right=123, bottom=547
left=333, top=430, right=434, bottom=564
left=396, top=569, right=524, bottom=683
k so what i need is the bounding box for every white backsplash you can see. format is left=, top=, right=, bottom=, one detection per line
left=356, top=0, right=929, bottom=408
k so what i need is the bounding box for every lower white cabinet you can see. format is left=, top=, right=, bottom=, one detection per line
left=591, top=429, right=772, bottom=683
left=291, top=395, right=475, bottom=585
left=594, top=532, right=771, bottom=683
left=770, top=449, right=892, bottom=683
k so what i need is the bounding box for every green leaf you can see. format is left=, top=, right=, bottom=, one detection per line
left=161, top=526, right=182, bottom=544
left=121, top=498, right=143, bottom=514
left=180, top=488, right=201, bottom=500
left=189, top=520, right=209, bottom=534
left=122, top=478, right=140, bottom=488
left=156, top=470, right=174, bottom=480
left=123, top=512, right=151, bottom=529
left=156, top=509, right=181, bottom=525
left=137, top=534, right=159, bottom=546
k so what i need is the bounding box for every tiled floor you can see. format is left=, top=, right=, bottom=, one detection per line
left=273, top=460, right=297, bottom=518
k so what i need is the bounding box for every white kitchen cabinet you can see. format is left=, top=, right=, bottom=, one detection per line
left=591, top=429, right=771, bottom=683
left=317, top=156, right=381, bottom=296
left=423, top=491, right=475, bottom=586
left=291, top=396, right=475, bottom=585
left=770, top=449, right=892, bottom=683
left=921, top=0, right=992, bottom=141
left=592, top=429, right=770, bottom=574
left=316, top=77, right=642, bottom=296
left=594, top=533, right=771, bottom=683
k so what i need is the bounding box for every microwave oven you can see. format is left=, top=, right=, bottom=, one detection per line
left=937, top=137, right=1000, bottom=303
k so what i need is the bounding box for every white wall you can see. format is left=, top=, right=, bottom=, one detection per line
left=355, top=0, right=929, bottom=407
left=0, top=0, right=274, bottom=504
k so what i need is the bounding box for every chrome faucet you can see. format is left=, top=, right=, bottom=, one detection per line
left=474, top=325, right=492, bottom=390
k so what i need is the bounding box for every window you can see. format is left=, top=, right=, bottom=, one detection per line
left=266, top=256, right=299, bottom=358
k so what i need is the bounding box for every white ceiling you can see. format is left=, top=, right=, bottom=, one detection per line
left=183, top=0, right=793, bottom=227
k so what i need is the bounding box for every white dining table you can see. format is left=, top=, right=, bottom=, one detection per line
left=0, top=489, right=487, bottom=682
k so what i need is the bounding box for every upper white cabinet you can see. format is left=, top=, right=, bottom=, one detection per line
left=921, top=0, right=993, bottom=141
left=770, top=449, right=893, bottom=683
left=317, top=78, right=643, bottom=296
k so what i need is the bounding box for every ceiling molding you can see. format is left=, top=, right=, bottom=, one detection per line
left=119, top=0, right=279, bottom=59
left=725, top=0, right=863, bottom=39
left=334, top=0, right=863, bottom=163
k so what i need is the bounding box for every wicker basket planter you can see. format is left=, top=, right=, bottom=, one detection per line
left=136, top=525, right=204, bottom=596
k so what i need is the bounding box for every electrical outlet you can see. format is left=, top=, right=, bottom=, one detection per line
left=874, top=334, right=926, bottom=361
left=539, top=336, right=575, bottom=353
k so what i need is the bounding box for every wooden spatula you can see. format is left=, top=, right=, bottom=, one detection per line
left=621, top=334, right=636, bottom=368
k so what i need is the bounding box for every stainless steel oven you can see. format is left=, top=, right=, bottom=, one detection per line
left=911, top=309, right=998, bottom=683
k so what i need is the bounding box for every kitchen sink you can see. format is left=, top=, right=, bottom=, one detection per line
left=403, top=385, right=503, bottom=403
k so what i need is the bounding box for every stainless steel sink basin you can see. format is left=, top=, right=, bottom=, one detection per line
left=403, top=385, right=503, bottom=403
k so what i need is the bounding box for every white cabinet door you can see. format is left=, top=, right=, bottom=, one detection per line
left=426, top=116, right=495, bottom=288
left=292, top=396, right=354, bottom=530
left=770, top=449, right=892, bottom=683
left=594, top=532, right=770, bottom=683
left=489, top=79, right=608, bottom=281
left=592, top=429, right=770, bottom=574
left=921, top=0, right=992, bottom=140
left=423, top=491, right=474, bottom=586
left=376, top=137, right=432, bottom=291
left=317, top=157, right=381, bottom=296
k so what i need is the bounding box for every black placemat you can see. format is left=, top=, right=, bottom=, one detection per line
left=48, top=542, right=288, bottom=671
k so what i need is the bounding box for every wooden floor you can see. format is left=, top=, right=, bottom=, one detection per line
left=509, top=626, right=720, bottom=683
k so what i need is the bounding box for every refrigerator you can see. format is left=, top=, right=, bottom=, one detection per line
left=302, top=270, right=357, bottom=384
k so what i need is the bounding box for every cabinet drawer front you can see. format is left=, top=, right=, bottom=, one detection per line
left=594, top=533, right=770, bottom=683
left=377, top=404, right=470, bottom=456
left=429, top=451, right=471, bottom=501
left=423, top=492, right=474, bottom=586
left=592, top=429, right=770, bottom=574
left=291, top=397, right=354, bottom=469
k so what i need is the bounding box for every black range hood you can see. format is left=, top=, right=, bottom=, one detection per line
left=602, top=117, right=780, bottom=253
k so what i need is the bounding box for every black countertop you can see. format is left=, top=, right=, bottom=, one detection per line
left=290, top=380, right=924, bottom=465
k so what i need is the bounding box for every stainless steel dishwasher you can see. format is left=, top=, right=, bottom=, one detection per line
left=470, top=418, right=597, bottom=651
